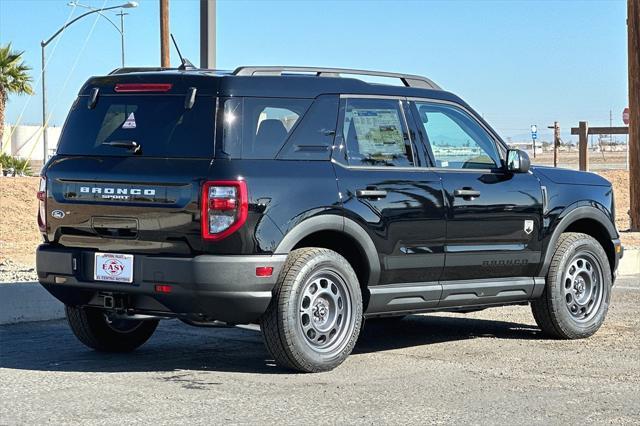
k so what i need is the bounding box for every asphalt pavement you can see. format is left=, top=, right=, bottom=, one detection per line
left=1, top=275, right=639, bottom=425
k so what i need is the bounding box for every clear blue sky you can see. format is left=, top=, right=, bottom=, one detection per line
left=0, top=0, right=629, bottom=142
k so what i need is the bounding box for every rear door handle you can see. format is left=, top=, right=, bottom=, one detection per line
left=453, top=188, right=481, bottom=198
left=356, top=189, right=388, bottom=199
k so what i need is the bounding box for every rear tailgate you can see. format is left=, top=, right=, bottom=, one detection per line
left=43, top=156, right=209, bottom=255
left=42, top=82, right=216, bottom=256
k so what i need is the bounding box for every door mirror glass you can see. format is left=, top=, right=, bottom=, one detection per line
left=507, top=149, right=530, bottom=173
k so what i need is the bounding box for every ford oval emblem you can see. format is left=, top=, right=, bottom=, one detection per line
left=51, top=210, right=65, bottom=219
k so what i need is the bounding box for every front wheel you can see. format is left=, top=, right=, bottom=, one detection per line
left=65, top=305, right=159, bottom=352
left=531, top=232, right=612, bottom=339
left=261, top=248, right=363, bottom=373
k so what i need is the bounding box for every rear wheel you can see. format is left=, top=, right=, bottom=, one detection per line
left=65, top=305, right=159, bottom=352
left=531, top=232, right=611, bottom=339
left=261, top=248, right=363, bottom=373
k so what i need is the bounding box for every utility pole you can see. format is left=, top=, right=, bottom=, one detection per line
left=200, top=0, right=216, bottom=69
left=160, top=0, right=170, bottom=67
left=548, top=122, right=560, bottom=167
left=628, top=0, right=640, bottom=231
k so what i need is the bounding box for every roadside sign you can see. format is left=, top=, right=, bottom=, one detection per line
left=623, top=107, right=630, bottom=125
left=530, top=124, right=538, bottom=140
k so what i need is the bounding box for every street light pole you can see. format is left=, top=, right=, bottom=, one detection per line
left=116, top=10, right=129, bottom=68
left=41, top=2, right=137, bottom=162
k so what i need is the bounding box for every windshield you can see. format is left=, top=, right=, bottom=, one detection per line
left=57, top=95, right=215, bottom=158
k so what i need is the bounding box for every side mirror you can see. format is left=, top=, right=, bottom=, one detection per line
left=507, top=149, right=530, bottom=173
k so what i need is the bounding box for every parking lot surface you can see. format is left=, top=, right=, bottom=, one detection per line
left=1, top=275, right=639, bottom=425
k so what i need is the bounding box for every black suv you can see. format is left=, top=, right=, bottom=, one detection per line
left=37, top=66, right=623, bottom=372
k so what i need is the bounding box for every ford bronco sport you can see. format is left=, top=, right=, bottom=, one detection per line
left=36, top=66, right=623, bottom=372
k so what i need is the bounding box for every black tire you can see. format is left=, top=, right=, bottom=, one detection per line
left=261, top=248, right=363, bottom=373
left=531, top=232, right=612, bottom=339
left=65, top=305, right=159, bottom=352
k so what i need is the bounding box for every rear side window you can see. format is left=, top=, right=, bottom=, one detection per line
left=342, top=98, right=413, bottom=167
left=57, top=95, right=215, bottom=158
left=221, top=97, right=311, bottom=159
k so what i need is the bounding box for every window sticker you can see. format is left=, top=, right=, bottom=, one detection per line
left=122, top=112, right=136, bottom=129
left=351, top=109, right=404, bottom=156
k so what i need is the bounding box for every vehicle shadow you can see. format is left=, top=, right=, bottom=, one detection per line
left=356, top=314, right=541, bottom=354
left=0, top=314, right=541, bottom=375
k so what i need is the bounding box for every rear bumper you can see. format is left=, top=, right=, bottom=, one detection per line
left=36, top=244, right=286, bottom=324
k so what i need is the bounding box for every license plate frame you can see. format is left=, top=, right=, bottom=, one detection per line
left=94, top=252, right=134, bottom=284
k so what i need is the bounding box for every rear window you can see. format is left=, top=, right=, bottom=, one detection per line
left=57, top=95, right=215, bottom=158
left=220, top=97, right=312, bottom=159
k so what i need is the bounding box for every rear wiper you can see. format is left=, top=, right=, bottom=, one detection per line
left=102, top=140, right=142, bottom=155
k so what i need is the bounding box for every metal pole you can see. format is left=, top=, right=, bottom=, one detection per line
left=533, top=136, right=536, bottom=159
left=41, top=42, right=48, bottom=163
left=200, top=0, right=216, bottom=69
left=119, top=11, right=125, bottom=67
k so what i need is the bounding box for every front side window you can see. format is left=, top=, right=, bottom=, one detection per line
left=414, top=102, right=500, bottom=169
left=221, top=97, right=311, bottom=159
left=342, top=98, right=413, bottom=167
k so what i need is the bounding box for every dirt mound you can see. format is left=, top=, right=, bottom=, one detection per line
left=0, top=176, right=41, bottom=267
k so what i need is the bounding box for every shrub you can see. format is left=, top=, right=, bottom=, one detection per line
left=0, top=153, right=32, bottom=176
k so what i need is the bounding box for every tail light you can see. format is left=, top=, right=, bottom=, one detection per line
left=201, top=180, right=248, bottom=241
left=37, top=176, right=47, bottom=232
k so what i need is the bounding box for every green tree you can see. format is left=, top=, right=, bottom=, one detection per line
left=0, top=43, right=35, bottom=145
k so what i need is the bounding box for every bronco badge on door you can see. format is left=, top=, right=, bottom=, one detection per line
left=524, top=220, right=534, bottom=235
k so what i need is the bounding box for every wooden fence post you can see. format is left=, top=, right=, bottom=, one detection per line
left=578, top=121, right=589, bottom=171
left=628, top=0, right=640, bottom=231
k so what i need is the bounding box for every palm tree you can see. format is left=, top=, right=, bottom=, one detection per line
left=0, top=43, right=35, bottom=145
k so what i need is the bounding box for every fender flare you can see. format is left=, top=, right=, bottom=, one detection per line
left=275, top=215, right=381, bottom=286
left=539, top=204, right=617, bottom=277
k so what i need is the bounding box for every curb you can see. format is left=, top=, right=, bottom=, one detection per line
left=1, top=250, right=638, bottom=325
left=619, top=248, right=640, bottom=276
left=0, top=282, right=64, bottom=325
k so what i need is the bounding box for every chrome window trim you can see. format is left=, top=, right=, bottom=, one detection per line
left=332, top=159, right=502, bottom=173
left=340, top=94, right=407, bottom=100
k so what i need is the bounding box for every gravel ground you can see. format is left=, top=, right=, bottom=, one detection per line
left=0, top=259, right=37, bottom=283
left=1, top=275, right=638, bottom=425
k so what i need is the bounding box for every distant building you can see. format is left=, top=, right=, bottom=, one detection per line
left=1, top=124, right=61, bottom=161
left=508, top=141, right=545, bottom=151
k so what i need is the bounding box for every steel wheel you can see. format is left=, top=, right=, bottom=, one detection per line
left=562, top=253, right=604, bottom=322
left=299, top=269, right=353, bottom=353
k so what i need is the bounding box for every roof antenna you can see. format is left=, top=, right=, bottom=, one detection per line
left=170, top=33, right=195, bottom=70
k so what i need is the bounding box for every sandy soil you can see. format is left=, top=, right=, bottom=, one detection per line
left=0, top=172, right=637, bottom=282
left=597, top=170, right=640, bottom=248
left=0, top=177, right=41, bottom=269
left=531, top=150, right=628, bottom=170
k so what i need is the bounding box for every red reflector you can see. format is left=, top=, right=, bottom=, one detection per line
left=154, top=284, right=172, bottom=294
left=114, top=83, right=173, bottom=93
left=255, top=266, right=274, bottom=277
left=209, top=198, right=237, bottom=211
left=37, top=191, right=46, bottom=201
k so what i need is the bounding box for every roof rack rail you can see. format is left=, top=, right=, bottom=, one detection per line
left=232, top=66, right=441, bottom=90
left=109, top=67, right=175, bottom=75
